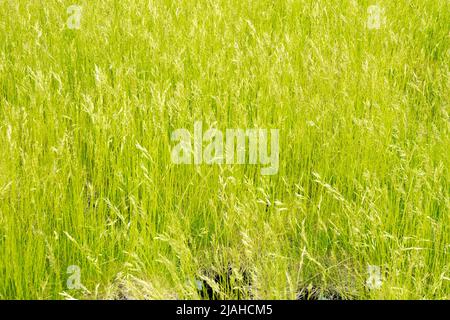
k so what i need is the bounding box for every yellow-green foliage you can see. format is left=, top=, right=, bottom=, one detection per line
left=0, top=0, right=448, bottom=299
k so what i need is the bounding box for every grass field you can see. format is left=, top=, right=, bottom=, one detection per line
left=0, top=0, right=449, bottom=300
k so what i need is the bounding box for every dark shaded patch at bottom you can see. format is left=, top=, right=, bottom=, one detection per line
left=296, top=286, right=344, bottom=300
left=197, top=266, right=251, bottom=300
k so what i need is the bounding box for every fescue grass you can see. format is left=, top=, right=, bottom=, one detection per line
left=0, top=0, right=449, bottom=299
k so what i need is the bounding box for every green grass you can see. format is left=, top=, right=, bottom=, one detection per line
left=0, top=0, right=449, bottom=299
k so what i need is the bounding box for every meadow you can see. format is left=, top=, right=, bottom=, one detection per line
left=0, top=0, right=449, bottom=299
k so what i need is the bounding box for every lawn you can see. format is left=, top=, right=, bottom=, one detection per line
left=0, top=0, right=449, bottom=299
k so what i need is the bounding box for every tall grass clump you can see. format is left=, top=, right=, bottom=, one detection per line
left=0, top=0, right=448, bottom=299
